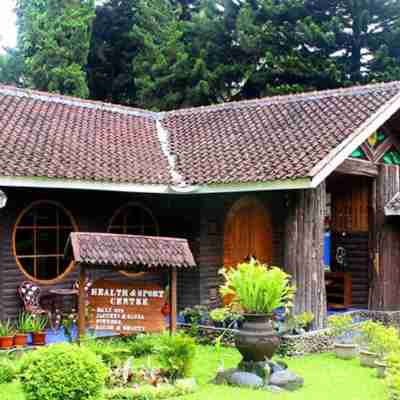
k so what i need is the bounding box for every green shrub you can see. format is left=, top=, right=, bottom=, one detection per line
left=0, top=358, right=17, bottom=384
left=104, top=380, right=196, bottom=400
left=157, top=333, right=196, bottom=381
left=385, top=352, right=400, bottom=399
left=19, top=343, right=108, bottom=400
left=358, top=320, right=400, bottom=356
left=127, top=334, right=162, bottom=357
left=84, top=338, right=130, bottom=367
left=328, top=314, right=354, bottom=339
left=219, top=259, right=295, bottom=314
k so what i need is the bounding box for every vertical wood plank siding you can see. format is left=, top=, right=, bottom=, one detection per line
left=370, top=165, right=400, bottom=310
left=0, top=189, right=201, bottom=319
left=331, top=232, right=369, bottom=307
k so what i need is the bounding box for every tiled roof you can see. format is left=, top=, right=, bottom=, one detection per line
left=1, top=82, right=400, bottom=189
left=0, top=85, right=171, bottom=185
left=385, top=192, right=400, bottom=216
left=164, top=82, right=400, bottom=185
left=67, top=232, right=196, bottom=268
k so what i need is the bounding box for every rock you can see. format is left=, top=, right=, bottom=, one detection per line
left=238, top=360, right=271, bottom=380
left=212, top=368, right=238, bottom=385
left=269, top=370, right=304, bottom=391
left=264, top=385, right=285, bottom=393
left=228, top=371, right=264, bottom=388
left=268, top=361, right=286, bottom=374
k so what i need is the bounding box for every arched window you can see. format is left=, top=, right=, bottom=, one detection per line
left=13, top=201, right=78, bottom=283
left=108, top=203, right=159, bottom=277
left=224, top=196, right=273, bottom=268
left=108, top=202, right=159, bottom=236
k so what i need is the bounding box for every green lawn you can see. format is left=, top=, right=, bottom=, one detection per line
left=0, top=347, right=386, bottom=400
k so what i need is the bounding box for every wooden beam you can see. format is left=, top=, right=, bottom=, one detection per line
left=335, top=158, right=378, bottom=177
left=78, top=264, right=86, bottom=341
left=170, top=267, right=177, bottom=334
left=284, top=182, right=327, bottom=329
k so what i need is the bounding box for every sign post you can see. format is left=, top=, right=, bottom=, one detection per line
left=78, top=263, right=86, bottom=341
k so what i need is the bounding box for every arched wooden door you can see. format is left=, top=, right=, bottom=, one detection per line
left=224, top=197, right=273, bottom=268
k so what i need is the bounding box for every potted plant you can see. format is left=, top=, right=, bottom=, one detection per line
left=0, top=320, right=15, bottom=349
left=15, top=312, right=33, bottom=347
left=180, top=306, right=209, bottom=325
left=357, top=320, right=387, bottom=368
left=328, top=314, right=358, bottom=360
left=210, top=308, right=228, bottom=328
left=220, top=259, right=295, bottom=361
left=30, top=315, right=48, bottom=346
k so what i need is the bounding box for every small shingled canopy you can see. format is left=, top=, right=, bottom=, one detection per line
left=65, top=232, right=196, bottom=338
left=385, top=193, right=400, bottom=216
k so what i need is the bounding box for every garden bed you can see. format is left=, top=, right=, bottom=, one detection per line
left=0, top=346, right=386, bottom=400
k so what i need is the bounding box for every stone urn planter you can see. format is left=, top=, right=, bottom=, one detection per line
left=360, top=350, right=379, bottom=368
left=333, top=343, right=358, bottom=360
left=235, top=314, right=280, bottom=362
left=375, top=361, right=387, bottom=378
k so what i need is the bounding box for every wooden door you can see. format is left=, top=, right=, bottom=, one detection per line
left=224, top=197, right=273, bottom=268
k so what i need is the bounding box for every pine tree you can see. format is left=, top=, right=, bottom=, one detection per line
left=87, top=0, right=140, bottom=104
left=16, top=0, right=94, bottom=97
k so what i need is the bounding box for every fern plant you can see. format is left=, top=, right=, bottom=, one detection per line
left=219, top=259, right=295, bottom=315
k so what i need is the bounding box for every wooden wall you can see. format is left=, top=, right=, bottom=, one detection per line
left=0, top=188, right=201, bottom=319
left=328, top=175, right=372, bottom=308
left=370, top=165, right=400, bottom=310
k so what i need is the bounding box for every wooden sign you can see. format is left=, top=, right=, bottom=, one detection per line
left=88, top=279, right=166, bottom=334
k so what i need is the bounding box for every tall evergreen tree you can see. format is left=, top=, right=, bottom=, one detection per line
left=16, top=0, right=94, bottom=97
left=133, top=0, right=244, bottom=109
left=87, top=0, right=140, bottom=104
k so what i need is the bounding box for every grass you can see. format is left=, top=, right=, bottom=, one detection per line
left=0, top=346, right=386, bottom=400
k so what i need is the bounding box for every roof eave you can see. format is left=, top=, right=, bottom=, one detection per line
left=0, top=175, right=313, bottom=194
left=310, top=91, right=400, bottom=188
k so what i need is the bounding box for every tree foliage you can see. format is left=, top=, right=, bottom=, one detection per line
left=4, top=0, right=400, bottom=108
left=16, top=0, right=94, bottom=97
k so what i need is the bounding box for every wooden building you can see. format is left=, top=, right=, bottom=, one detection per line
left=1, top=82, right=400, bottom=329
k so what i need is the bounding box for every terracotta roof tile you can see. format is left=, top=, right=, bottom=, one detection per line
left=67, top=232, right=196, bottom=268
left=1, top=82, right=400, bottom=188
left=164, top=81, right=400, bottom=185
left=0, top=85, right=171, bottom=185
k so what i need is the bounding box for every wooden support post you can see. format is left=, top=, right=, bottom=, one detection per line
left=369, top=165, right=400, bottom=310
left=170, top=267, right=177, bottom=334
left=284, top=182, right=327, bottom=329
left=78, top=264, right=86, bottom=342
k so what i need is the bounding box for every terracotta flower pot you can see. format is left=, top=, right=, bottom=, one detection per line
left=333, top=343, right=358, bottom=360
left=235, top=314, right=280, bottom=362
left=0, top=336, right=14, bottom=349
left=14, top=334, right=28, bottom=348
left=360, top=350, right=379, bottom=368
left=32, top=332, right=46, bottom=346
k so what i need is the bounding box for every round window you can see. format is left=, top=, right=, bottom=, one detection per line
left=108, top=203, right=159, bottom=277
left=108, top=203, right=159, bottom=236
left=13, top=201, right=78, bottom=283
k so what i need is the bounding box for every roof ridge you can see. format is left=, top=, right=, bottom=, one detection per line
left=0, top=84, right=158, bottom=119
left=166, top=81, right=400, bottom=116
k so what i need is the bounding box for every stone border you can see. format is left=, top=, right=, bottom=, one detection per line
left=179, top=310, right=400, bottom=357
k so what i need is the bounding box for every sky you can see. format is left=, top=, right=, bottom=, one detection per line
left=0, top=1, right=17, bottom=51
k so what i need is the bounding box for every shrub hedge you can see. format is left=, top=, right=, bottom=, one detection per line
left=19, top=343, right=108, bottom=400
left=0, top=358, right=17, bottom=384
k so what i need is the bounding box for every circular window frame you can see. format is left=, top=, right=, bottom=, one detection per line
left=107, top=202, right=160, bottom=278
left=12, top=200, right=79, bottom=285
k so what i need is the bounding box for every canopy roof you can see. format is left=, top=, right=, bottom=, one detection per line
left=66, top=232, right=196, bottom=269
left=385, top=192, right=400, bottom=216
left=1, top=82, right=400, bottom=193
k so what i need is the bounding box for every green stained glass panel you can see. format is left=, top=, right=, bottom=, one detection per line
left=351, top=147, right=367, bottom=159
